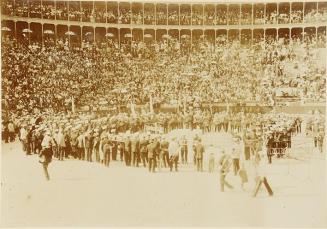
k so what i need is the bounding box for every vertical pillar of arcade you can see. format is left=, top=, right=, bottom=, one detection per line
left=28, top=23, right=31, bottom=46
left=142, top=3, right=144, bottom=25
left=303, top=2, right=305, bottom=24
left=142, top=3, right=144, bottom=44
left=105, top=1, right=108, bottom=24
left=130, top=2, right=132, bottom=45
left=316, top=2, right=319, bottom=16
left=15, top=21, right=17, bottom=38
left=27, top=0, right=30, bottom=45
left=154, top=3, right=157, bottom=41
left=166, top=3, right=168, bottom=26
left=251, top=3, right=254, bottom=26
left=226, top=4, right=229, bottom=42
left=276, top=3, right=279, bottom=41
left=40, top=0, right=43, bottom=46
left=190, top=4, right=193, bottom=47
left=251, top=29, right=254, bottom=46
left=214, top=5, right=216, bottom=49
left=55, top=24, right=57, bottom=45
left=118, top=2, right=120, bottom=48
left=81, top=26, right=83, bottom=46
left=239, top=4, right=242, bottom=43
left=179, top=4, right=181, bottom=43
left=93, top=27, right=95, bottom=46
left=67, top=2, right=71, bottom=47
left=226, top=4, right=229, bottom=26
left=251, top=4, right=254, bottom=46
left=202, top=4, right=204, bottom=43
left=315, top=27, right=318, bottom=47
left=263, top=3, right=266, bottom=44
left=41, top=23, right=43, bottom=46
left=93, top=1, right=95, bottom=44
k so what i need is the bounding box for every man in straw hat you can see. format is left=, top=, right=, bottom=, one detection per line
left=39, top=130, right=54, bottom=181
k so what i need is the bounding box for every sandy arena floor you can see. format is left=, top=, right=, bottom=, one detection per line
left=1, top=131, right=326, bottom=227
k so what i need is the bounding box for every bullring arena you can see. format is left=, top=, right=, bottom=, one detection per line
left=1, top=0, right=326, bottom=227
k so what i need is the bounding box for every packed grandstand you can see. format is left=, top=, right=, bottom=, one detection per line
left=1, top=1, right=326, bottom=164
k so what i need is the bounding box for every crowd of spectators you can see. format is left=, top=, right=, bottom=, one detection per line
left=180, top=11, right=191, bottom=25
left=1, top=30, right=326, bottom=118
left=203, top=10, right=215, bottom=25
left=168, top=10, right=179, bottom=25
left=192, top=8, right=203, bottom=25
left=290, top=10, right=303, bottom=23
left=240, top=11, right=252, bottom=25
left=55, top=3, right=68, bottom=20
left=107, top=10, right=118, bottom=23
left=118, top=8, right=131, bottom=24
left=132, top=11, right=143, bottom=25
left=254, top=9, right=265, bottom=24
left=28, top=1, right=42, bottom=18
left=156, top=10, right=167, bottom=25
left=2, top=0, right=14, bottom=16
left=13, top=0, right=28, bottom=17
left=144, top=10, right=155, bottom=25
left=227, top=8, right=239, bottom=25
left=94, top=6, right=106, bottom=23
left=41, top=2, right=56, bottom=20
left=304, top=9, right=327, bottom=23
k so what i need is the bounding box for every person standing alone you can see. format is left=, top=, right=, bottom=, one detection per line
left=218, top=151, right=233, bottom=192
left=194, top=139, right=205, bottom=172
left=39, top=130, right=54, bottom=181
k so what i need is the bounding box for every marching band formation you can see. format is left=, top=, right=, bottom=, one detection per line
left=2, top=107, right=324, bottom=195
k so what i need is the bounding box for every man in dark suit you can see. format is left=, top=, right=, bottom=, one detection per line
left=139, top=135, right=149, bottom=167
left=160, top=137, right=169, bottom=168
left=124, top=136, right=131, bottom=166
left=194, top=139, right=205, bottom=172
left=84, top=131, right=92, bottom=162
left=102, top=137, right=111, bottom=167
left=130, top=134, right=140, bottom=167
left=180, top=135, right=188, bottom=164
left=147, top=139, right=157, bottom=173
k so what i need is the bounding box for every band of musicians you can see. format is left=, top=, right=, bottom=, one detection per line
left=3, top=106, right=324, bottom=199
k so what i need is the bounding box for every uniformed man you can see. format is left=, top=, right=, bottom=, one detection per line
left=180, top=135, right=188, bottom=164
left=160, top=137, right=169, bottom=168
left=93, top=133, right=100, bottom=162
left=317, top=130, right=324, bottom=153
left=147, top=139, right=157, bottom=173
left=57, top=129, right=66, bottom=161
left=139, top=136, right=148, bottom=167
left=124, top=135, right=131, bottom=166
left=231, top=147, right=240, bottom=175
left=194, top=139, right=204, bottom=172
left=7, top=121, right=15, bottom=142
left=102, top=137, right=111, bottom=167
left=168, top=138, right=180, bottom=172
left=77, top=131, right=85, bottom=160
left=130, top=134, right=140, bottom=167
